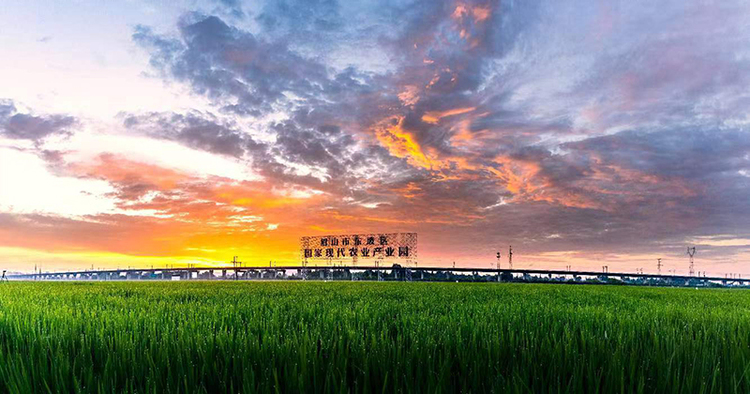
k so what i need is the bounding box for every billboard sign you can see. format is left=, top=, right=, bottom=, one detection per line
left=300, top=233, right=417, bottom=266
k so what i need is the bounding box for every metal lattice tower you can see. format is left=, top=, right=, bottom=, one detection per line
left=687, top=247, right=696, bottom=277
left=657, top=258, right=662, bottom=275
left=508, top=245, right=513, bottom=270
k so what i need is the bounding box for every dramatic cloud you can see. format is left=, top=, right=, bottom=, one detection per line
left=123, top=111, right=247, bottom=157
left=1, top=0, right=749, bottom=272
left=125, top=0, right=750, bottom=268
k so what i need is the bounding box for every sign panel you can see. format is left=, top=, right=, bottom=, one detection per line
left=300, top=233, right=417, bottom=266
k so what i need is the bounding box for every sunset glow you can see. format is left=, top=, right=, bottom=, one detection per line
left=1, top=0, right=750, bottom=275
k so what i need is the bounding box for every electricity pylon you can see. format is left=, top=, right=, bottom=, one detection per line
left=687, top=247, right=696, bottom=277
left=508, top=245, right=513, bottom=270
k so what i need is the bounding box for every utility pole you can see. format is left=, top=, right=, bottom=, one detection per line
left=657, top=258, right=662, bottom=275
left=687, top=247, right=696, bottom=277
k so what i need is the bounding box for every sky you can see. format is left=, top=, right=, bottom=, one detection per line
left=1, top=0, right=749, bottom=275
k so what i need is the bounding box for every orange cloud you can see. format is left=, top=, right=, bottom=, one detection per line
left=69, top=153, right=189, bottom=191
left=327, top=211, right=470, bottom=226
left=488, top=156, right=601, bottom=210
left=374, top=116, right=434, bottom=169
left=486, top=153, right=697, bottom=211
left=582, top=156, right=696, bottom=200
left=422, top=107, right=476, bottom=124
left=489, top=156, right=545, bottom=195
left=471, top=5, right=492, bottom=22
left=12, top=152, right=334, bottom=266
left=391, top=182, right=423, bottom=199
left=452, top=2, right=492, bottom=23
left=398, top=85, right=421, bottom=106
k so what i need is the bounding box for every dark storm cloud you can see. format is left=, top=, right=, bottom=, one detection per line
left=0, top=100, right=77, bottom=141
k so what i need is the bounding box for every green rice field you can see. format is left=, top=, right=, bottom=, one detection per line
left=0, top=282, right=749, bottom=393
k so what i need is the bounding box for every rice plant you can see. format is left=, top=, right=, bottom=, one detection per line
left=0, top=282, right=748, bottom=393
